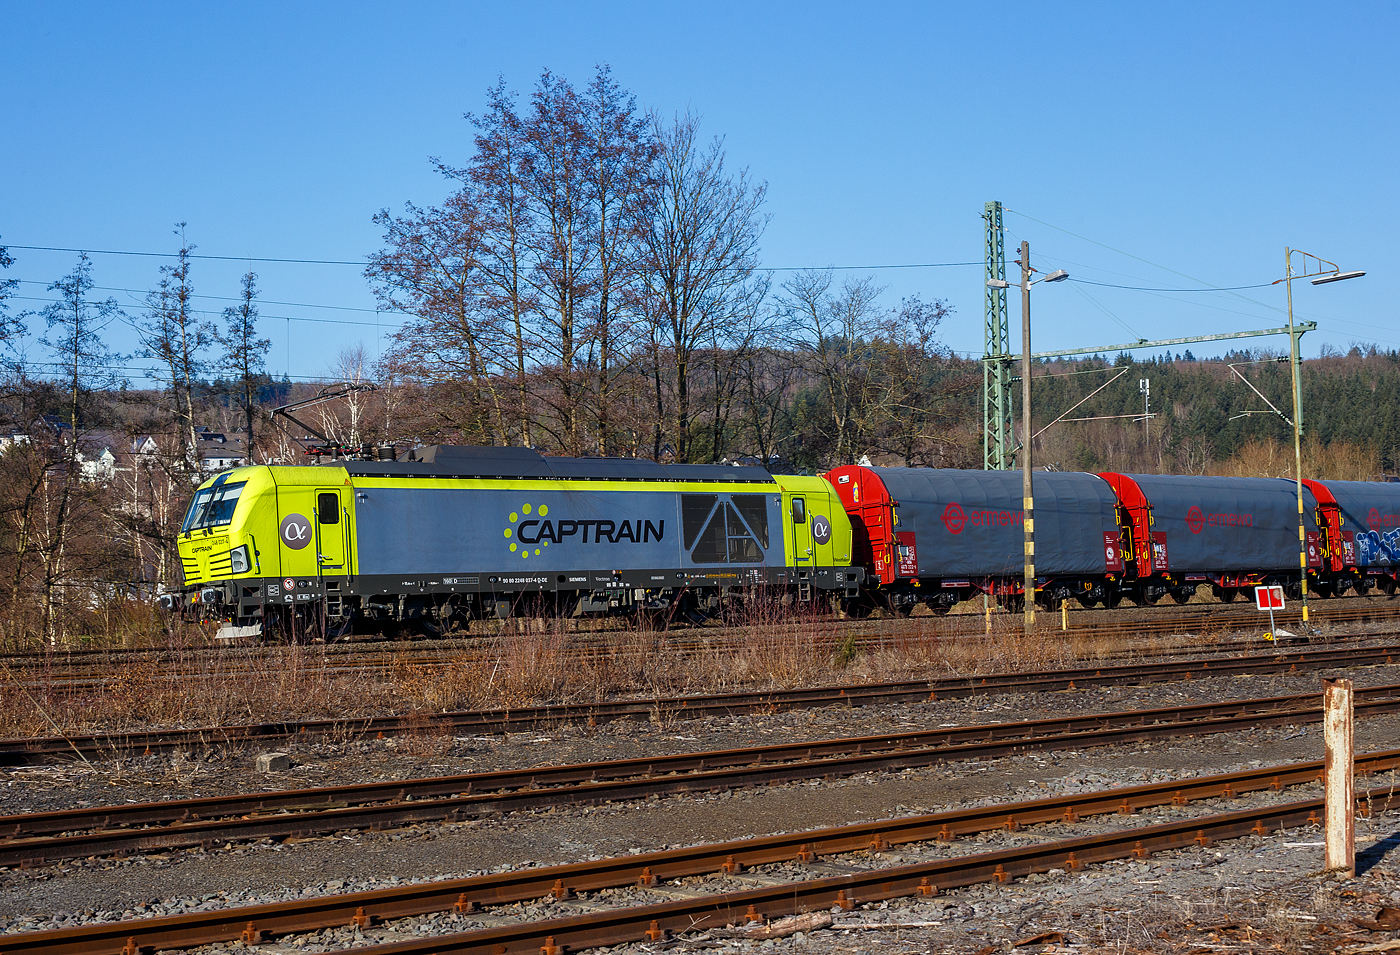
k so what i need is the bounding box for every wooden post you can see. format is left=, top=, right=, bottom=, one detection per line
left=1323, top=677, right=1355, bottom=876
left=984, top=593, right=991, bottom=633
left=1061, top=597, right=1068, bottom=631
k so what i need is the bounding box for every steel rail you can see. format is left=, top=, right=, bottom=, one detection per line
left=4, top=683, right=1400, bottom=869
left=305, top=787, right=1399, bottom=955
left=5, top=595, right=1398, bottom=674
left=5, top=753, right=1396, bottom=955
left=3, top=642, right=1396, bottom=764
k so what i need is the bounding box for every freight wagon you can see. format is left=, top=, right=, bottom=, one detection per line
left=822, top=465, right=1379, bottom=615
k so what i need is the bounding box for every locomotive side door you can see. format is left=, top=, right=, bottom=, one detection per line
left=788, top=495, right=813, bottom=566
left=315, top=488, right=346, bottom=575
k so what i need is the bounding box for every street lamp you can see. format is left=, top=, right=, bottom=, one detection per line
left=1273, top=249, right=1364, bottom=632
left=989, top=243, right=1069, bottom=635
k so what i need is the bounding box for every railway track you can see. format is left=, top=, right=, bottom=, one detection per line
left=3, top=680, right=1397, bottom=868
left=5, top=593, right=1400, bottom=683
left=3, top=640, right=1398, bottom=763
left=3, top=749, right=1393, bottom=955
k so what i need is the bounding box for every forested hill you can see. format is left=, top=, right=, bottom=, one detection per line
left=1023, top=347, right=1400, bottom=480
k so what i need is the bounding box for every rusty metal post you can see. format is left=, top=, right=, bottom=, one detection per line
left=1323, top=677, right=1355, bottom=876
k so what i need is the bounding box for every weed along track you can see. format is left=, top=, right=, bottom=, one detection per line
left=3, top=640, right=1399, bottom=762
left=4, top=754, right=1398, bottom=955
left=5, top=682, right=1400, bottom=868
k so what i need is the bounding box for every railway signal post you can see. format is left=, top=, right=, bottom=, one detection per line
left=1255, top=584, right=1286, bottom=640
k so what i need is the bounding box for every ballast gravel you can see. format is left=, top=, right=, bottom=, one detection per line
left=3, top=651, right=1400, bottom=953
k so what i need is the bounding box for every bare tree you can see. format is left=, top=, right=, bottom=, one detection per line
left=217, top=271, right=270, bottom=462
left=578, top=65, right=655, bottom=455
left=736, top=341, right=803, bottom=466
left=140, top=225, right=210, bottom=472
left=517, top=70, right=595, bottom=454
left=781, top=270, right=884, bottom=465
left=642, top=112, right=768, bottom=462
left=34, top=254, right=124, bottom=643
left=320, top=344, right=374, bottom=448
left=458, top=78, right=536, bottom=446
left=368, top=192, right=508, bottom=443
left=0, top=238, right=20, bottom=353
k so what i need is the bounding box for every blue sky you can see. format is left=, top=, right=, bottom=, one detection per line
left=1, top=2, right=1394, bottom=384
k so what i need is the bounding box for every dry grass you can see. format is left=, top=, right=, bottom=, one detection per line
left=0, top=599, right=1257, bottom=740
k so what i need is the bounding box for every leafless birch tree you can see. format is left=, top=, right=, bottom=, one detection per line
left=642, top=112, right=768, bottom=462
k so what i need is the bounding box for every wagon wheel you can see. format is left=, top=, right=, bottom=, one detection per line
left=884, top=595, right=914, bottom=617
left=1102, top=590, right=1123, bottom=609
left=1170, top=588, right=1193, bottom=605
left=1215, top=587, right=1238, bottom=603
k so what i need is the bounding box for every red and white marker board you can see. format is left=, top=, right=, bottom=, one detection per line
left=1254, top=585, right=1286, bottom=610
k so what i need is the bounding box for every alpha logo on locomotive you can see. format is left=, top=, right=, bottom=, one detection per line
left=504, top=502, right=664, bottom=559
left=280, top=513, right=313, bottom=549
left=941, top=501, right=1022, bottom=536
left=1184, top=505, right=1253, bottom=534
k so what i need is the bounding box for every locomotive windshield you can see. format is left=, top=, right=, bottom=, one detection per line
left=181, top=481, right=247, bottom=533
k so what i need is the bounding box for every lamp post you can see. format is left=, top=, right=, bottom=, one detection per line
left=1274, top=249, right=1364, bottom=632
left=989, top=241, right=1069, bottom=635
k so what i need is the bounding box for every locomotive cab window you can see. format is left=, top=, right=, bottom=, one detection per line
left=182, top=481, right=246, bottom=532
left=792, top=497, right=806, bottom=524
left=317, top=493, right=340, bottom=524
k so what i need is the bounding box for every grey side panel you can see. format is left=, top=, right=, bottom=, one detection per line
left=353, top=487, right=783, bottom=577
left=1317, top=479, right=1400, bottom=566
left=867, top=468, right=1118, bottom=577
left=1119, top=474, right=1318, bottom=572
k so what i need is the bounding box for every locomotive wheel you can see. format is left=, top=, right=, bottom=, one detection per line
left=842, top=597, right=876, bottom=619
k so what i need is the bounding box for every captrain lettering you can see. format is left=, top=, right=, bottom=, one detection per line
left=516, top=519, right=664, bottom=545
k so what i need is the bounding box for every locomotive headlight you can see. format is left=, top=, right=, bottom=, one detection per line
left=229, top=545, right=251, bottom=575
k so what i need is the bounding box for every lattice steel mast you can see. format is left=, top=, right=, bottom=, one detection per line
left=982, top=201, right=1014, bottom=470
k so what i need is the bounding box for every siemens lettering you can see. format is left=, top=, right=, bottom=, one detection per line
left=516, top=519, right=665, bottom=545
